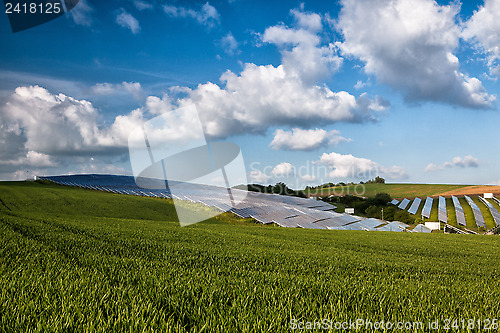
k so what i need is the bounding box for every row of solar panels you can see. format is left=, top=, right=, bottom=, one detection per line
left=392, top=194, right=500, bottom=229
left=42, top=175, right=434, bottom=233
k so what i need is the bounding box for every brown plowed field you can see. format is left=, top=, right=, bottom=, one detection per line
left=436, top=185, right=500, bottom=197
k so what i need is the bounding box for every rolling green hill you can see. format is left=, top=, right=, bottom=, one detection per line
left=1, top=181, right=500, bottom=332
left=307, top=183, right=472, bottom=198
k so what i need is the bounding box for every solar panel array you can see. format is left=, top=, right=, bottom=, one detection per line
left=407, top=197, right=421, bottom=215
left=464, top=195, right=486, bottom=228
left=493, top=196, right=500, bottom=205
left=452, top=196, right=466, bottom=226
left=479, top=197, right=500, bottom=226
left=40, top=175, right=442, bottom=233
left=422, top=197, right=433, bottom=219
left=438, top=196, right=447, bottom=223
left=398, top=198, right=410, bottom=210
left=390, top=199, right=399, bottom=205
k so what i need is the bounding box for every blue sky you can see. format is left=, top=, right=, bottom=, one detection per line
left=1, top=0, right=500, bottom=188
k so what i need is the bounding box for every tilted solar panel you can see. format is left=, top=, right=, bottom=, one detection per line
left=464, top=195, right=486, bottom=228
left=398, top=198, right=410, bottom=210
left=438, top=196, right=447, bottom=223
left=452, top=196, right=466, bottom=226
left=412, top=224, right=432, bottom=233
left=422, top=197, right=433, bottom=219
left=407, top=197, right=421, bottom=215
left=390, top=199, right=399, bottom=205
left=479, top=197, right=500, bottom=226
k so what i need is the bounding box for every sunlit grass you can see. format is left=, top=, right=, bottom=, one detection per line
left=1, top=182, right=500, bottom=332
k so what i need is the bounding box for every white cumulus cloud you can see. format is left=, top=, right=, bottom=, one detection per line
left=148, top=8, right=387, bottom=138
left=301, top=174, right=317, bottom=182
left=163, top=2, right=219, bottom=28
left=463, top=0, right=500, bottom=76
left=221, top=32, right=239, bottom=55
left=91, top=81, right=143, bottom=99
left=249, top=170, right=270, bottom=183
left=425, top=155, right=479, bottom=172
left=337, top=0, right=495, bottom=108
left=314, top=152, right=408, bottom=180
left=133, top=0, right=153, bottom=11
left=269, top=128, right=350, bottom=151
left=271, top=162, right=295, bottom=177
left=116, top=9, right=141, bottom=34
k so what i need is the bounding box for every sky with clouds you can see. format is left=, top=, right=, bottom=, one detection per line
left=1, top=0, right=500, bottom=187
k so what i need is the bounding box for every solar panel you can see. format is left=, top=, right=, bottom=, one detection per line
left=479, top=197, right=500, bottom=226
left=390, top=199, right=399, bottom=205
left=376, top=221, right=409, bottom=232
left=422, top=197, right=433, bottom=219
left=452, top=196, right=466, bottom=226
left=345, top=218, right=385, bottom=231
left=438, top=196, right=447, bottom=223
left=464, top=195, right=486, bottom=228
left=412, top=224, right=432, bottom=233
left=398, top=198, right=410, bottom=210
left=407, top=197, right=421, bottom=215
left=314, top=218, right=351, bottom=229
left=493, top=196, right=500, bottom=205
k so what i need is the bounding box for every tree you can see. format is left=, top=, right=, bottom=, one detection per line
left=366, top=205, right=382, bottom=219
left=394, top=210, right=414, bottom=224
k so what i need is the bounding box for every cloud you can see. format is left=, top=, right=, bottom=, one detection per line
left=290, top=7, right=323, bottom=32
left=337, top=0, right=495, bottom=108
left=116, top=9, right=141, bottom=34
left=249, top=170, right=270, bottom=183
left=269, top=128, right=350, bottom=151
left=301, top=174, right=317, bottom=182
left=0, top=85, right=205, bottom=179
left=271, top=162, right=295, bottom=177
left=314, top=152, right=408, bottom=180
left=91, top=81, right=143, bottom=99
left=147, top=8, right=387, bottom=138
left=163, top=2, right=220, bottom=28
left=425, top=155, right=479, bottom=172
left=462, top=0, right=500, bottom=76
left=354, top=80, right=366, bottom=89
left=1, top=86, right=136, bottom=154
left=133, top=0, right=153, bottom=11
left=262, top=15, right=342, bottom=84
left=68, top=0, right=93, bottom=26
left=221, top=32, right=239, bottom=55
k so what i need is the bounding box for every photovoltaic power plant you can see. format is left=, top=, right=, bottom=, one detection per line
left=438, top=196, right=447, bottom=223
left=464, top=195, right=486, bottom=228
left=479, top=196, right=500, bottom=226
left=422, top=197, right=433, bottom=219
left=398, top=198, right=410, bottom=210
left=452, top=196, right=467, bottom=226
left=40, top=175, right=429, bottom=233
left=407, top=197, right=421, bottom=215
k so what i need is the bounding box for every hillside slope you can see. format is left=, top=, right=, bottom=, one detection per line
left=1, top=182, right=499, bottom=332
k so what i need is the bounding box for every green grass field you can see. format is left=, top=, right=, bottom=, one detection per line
left=307, top=183, right=471, bottom=199
left=1, top=181, right=500, bottom=332
left=446, top=198, right=458, bottom=227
